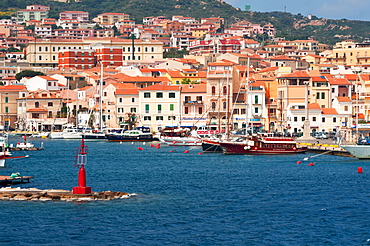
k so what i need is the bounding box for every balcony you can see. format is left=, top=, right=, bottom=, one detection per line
left=183, top=101, right=203, bottom=105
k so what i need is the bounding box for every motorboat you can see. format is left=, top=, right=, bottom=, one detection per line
left=158, top=127, right=202, bottom=146
left=106, top=127, right=157, bottom=142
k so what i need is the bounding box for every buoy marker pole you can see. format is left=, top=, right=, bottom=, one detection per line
left=72, top=139, right=92, bottom=194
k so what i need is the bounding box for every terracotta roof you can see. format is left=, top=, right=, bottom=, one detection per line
left=115, top=88, right=139, bottom=95
left=322, top=108, right=338, bottom=114
left=308, top=103, right=321, bottom=109
left=311, top=76, right=327, bottom=82
left=327, top=78, right=350, bottom=85
left=180, top=84, right=206, bottom=93
left=277, top=70, right=310, bottom=79
left=337, top=97, right=352, bottom=102
left=38, top=76, right=58, bottom=81
left=138, top=84, right=180, bottom=91
left=0, top=85, right=26, bottom=91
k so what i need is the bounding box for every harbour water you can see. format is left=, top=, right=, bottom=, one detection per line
left=1, top=137, right=370, bottom=245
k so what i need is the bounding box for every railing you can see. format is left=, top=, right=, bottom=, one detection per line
left=183, top=101, right=203, bottom=104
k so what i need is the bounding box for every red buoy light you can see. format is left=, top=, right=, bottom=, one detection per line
left=138, top=147, right=144, bottom=150
left=358, top=167, right=363, bottom=173
left=309, top=162, right=314, bottom=166
left=184, top=150, right=189, bottom=153
left=296, top=161, right=301, bottom=164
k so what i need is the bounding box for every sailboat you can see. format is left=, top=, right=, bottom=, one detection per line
left=82, top=63, right=107, bottom=141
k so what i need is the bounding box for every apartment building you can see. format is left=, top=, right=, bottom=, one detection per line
left=59, top=11, right=89, bottom=22
left=25, top=38, right=164, bottom=67
left=96, top=13, right=130, bottom=25
left=17, top=5, right=49, bottom=24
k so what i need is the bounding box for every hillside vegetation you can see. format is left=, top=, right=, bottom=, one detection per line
left=1, top=0, right=370, bottom=45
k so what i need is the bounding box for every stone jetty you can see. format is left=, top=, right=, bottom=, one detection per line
left=0, top=187, right=133, bottom=202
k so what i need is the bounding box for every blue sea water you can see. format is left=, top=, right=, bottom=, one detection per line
left=1, top=138, right=370, bottom=245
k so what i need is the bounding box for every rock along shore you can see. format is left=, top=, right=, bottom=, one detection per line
left=0, top=187, right=133, bottom=202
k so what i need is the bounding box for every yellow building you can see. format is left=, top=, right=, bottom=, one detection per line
left=191, top=28, right=208, bottom=40
left=165, top=69, right=207, bottom=84
left=332, top=42, right=370, bottom=65
left=96, top=13, right=130, bottom=25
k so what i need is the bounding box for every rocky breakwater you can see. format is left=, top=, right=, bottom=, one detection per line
left=0, top=187, right=134, bottom=202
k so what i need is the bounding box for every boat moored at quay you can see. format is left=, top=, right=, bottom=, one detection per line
left=219, top=136, right=307, bottom=155
left=106, top=127, right=158, bottom=142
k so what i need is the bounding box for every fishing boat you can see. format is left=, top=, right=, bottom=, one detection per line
left=158, top=127, right=202, bottom=146
left=106, top=127, right=157, bottom=142
left=340, top=144, right=370, bottom=159
left=219, top=135, right=307, bottom=155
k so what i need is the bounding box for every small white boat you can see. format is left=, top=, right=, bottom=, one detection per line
left=158, top=127, right=202, bottom=146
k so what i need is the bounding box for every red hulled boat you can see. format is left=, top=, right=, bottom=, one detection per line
left=219, top=136, right=307, bottom=155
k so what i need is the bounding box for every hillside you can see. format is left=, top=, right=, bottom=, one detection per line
left=1, top=0, right=370, bottom=45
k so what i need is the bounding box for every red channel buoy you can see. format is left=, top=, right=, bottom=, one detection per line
left=296, top=161, right=301, bottom=164
left=184, top=150, right=189, bottom=153
left=150, top=144, right=154, bottom=147
left=308, top=162, right=314, bottom=166
left=198, top=152, right=203, bottom=155
left=138, top=147, right=144, bottom=150
left=358, top=167, right=363, bottom=173
left=170, top=150, right=173, bottom=152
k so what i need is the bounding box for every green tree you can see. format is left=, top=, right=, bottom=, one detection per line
left=163, top=48, right=189, bottom=58
left=15, top=70, right=44, bottom=81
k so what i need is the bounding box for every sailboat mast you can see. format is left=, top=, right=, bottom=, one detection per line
left=99, top=63, right=103, bottom=131
left=76, top=82, right=78, bottom=127
left=245, top=58, right=250, bottom=137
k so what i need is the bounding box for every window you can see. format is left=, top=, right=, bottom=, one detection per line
left=322, top=117, right=326, bottom=123
left=170, top=104, right=174, bottom=111
left=333, top=117, right=337, bottom=123
left=223, top=102, right=227, bottom=109
left=130, top=108, right=136, bottom=113
left=302, top=117, right=305, bottom=121
left=35, top=102, right=39, bottom=108
left=185, top=96, right=191, bottom=102
left=254, top=107, right=258, bottom=114
left=212, top=86, right=216, bottom=95
left=344, top=106, right=348, bottom=111
left=4, top=97, right=8, bottom=103
left=169, top=92, right=175, bottom=98
left=212, top=102, right=216, bottom=109
left=223, top=86, right=227, bottom=94
left=316, top=92, right=320, bottom=99
left=156, top=116, right=163, bottom=121
left=5, top=107, right=8, bottom=113
left=119, top=98, right=123, bottom=103
left=144, top=116, right=151, bottom=121
left=48, top=102, right=53, bottom=107
left=145, top=104, right=149, bottom=113
left=254, top=95, right=258, bottom=104
left=294, top=117, right=297, bottom=122
left=131, top=98, right=135, bottom=103
left=196, top=96, right=202, bottom=101
left=158, top=104, right=162, bottom=113
left=312, top=117, right=316, bottom=121
left=321, top=92, right=325, bottom=99
left=156, top=92, right=163, bottom=98
left=198, top=107, right=203, bottom=114
left=184, top=107, right=189, bottom=114
left=144, top=92, right=150, bottom=98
